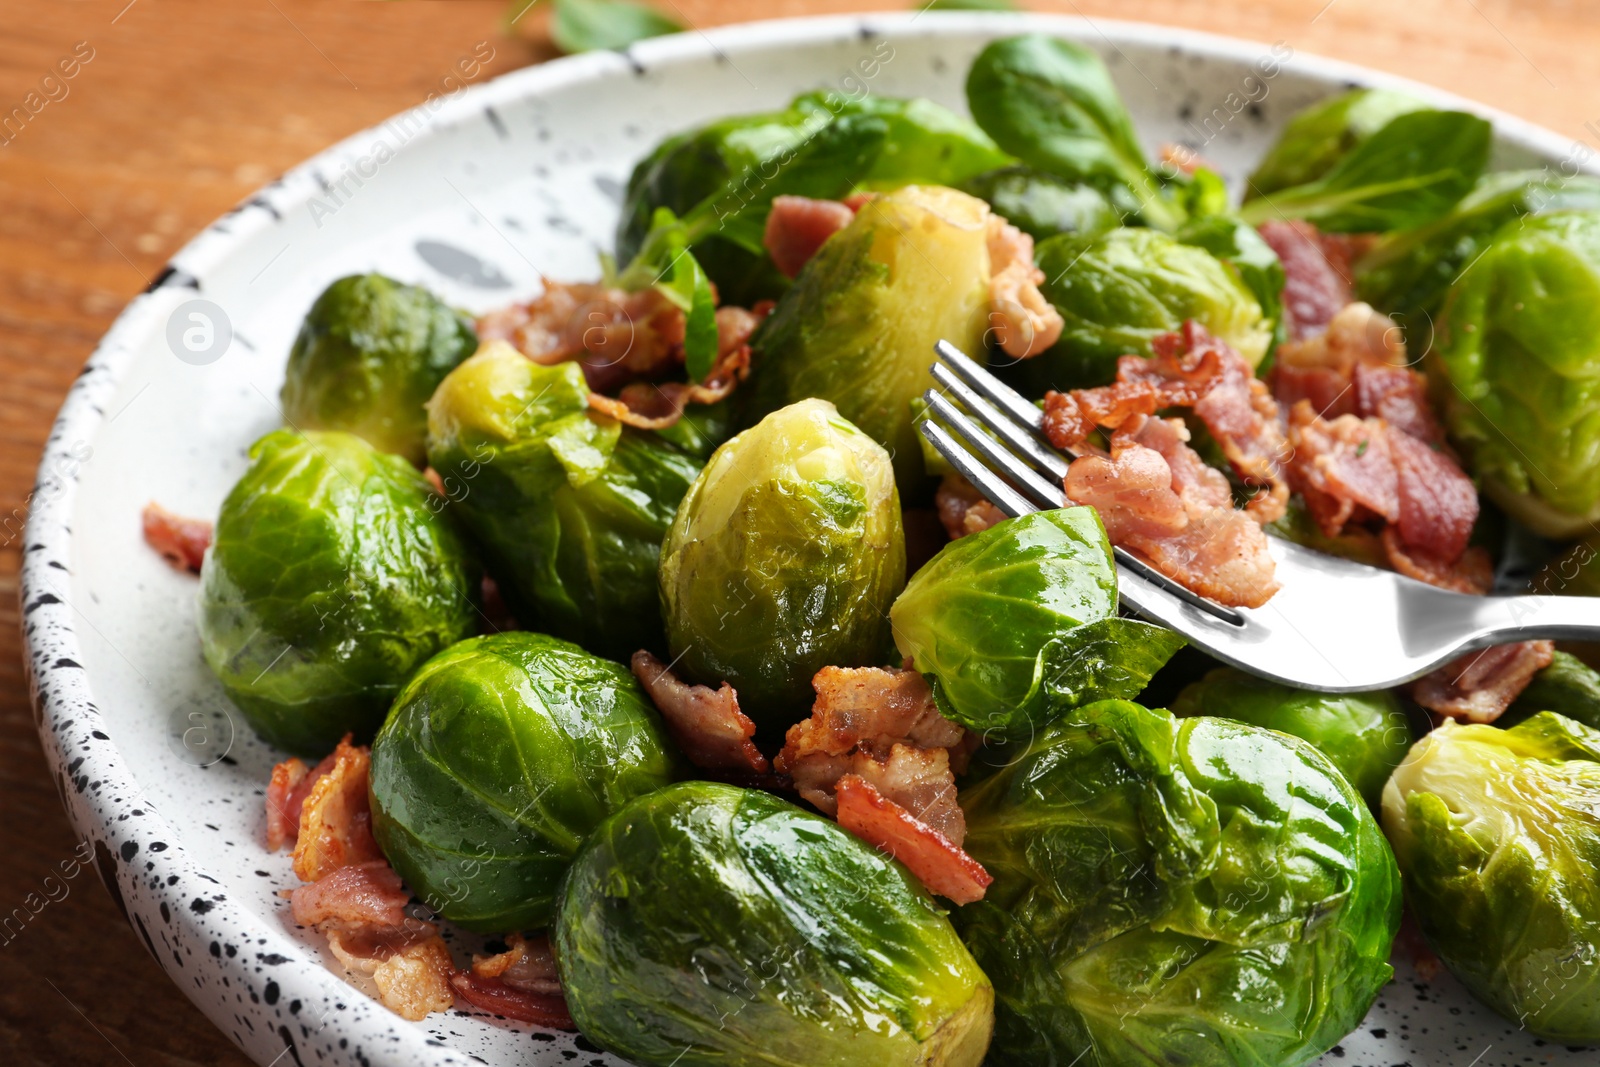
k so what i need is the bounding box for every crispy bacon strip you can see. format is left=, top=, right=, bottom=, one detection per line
left=776, top=667, right=974, bottom=844
left=1256, top=220, right=1354, bottom=341
left=631, top=650, right=769, bottom=774
left=587, top=303, right=765, bottom=430
left=1285, top=404, right=1399, bottom=535
left=934, top=474, right=1006, bottom=541
left=835, top=775, right=991, bottom=905
left=451, top=971, right=575, bottom=1029
left=266, top=757, right=314, bottom=852
left=324, top=923, right=456, bottom=1022
left=142, top=503, right=212, bottom=573
left=764, top=195, right=857, bottom=278
left=290, top=860, right=408, bottom=928
left=987, top=214, right=1063, bottom=358
left=1063, top=415, right=1280, bottom=608
left=1413, top=640, right=1555, bottom=723
left=452, top=934, right=574, bottom=1027
left=1381, top=527, right=1493, bottom=595
left=1045, top=324, right=1288, bottom=523
left=292, top=736, right=383, bottom=883
left=1391, top=430, right=1477, bottom=563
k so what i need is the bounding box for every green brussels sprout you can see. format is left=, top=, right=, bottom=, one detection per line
left=617, top=95, right=1008, bottom=305
left=959, top=165, right=1126, bottom=240
left=1500, top=651, right=1600, bottom=731
left=425, top=342, right=701, bottom=661
left=1028, top=227, right=1272, bottom=390
left=279, top=274, right=477, bottom=464
left=1357, top=170, right=1600, bottom=322
left=1382, top=712, right=1600, bottom=1041
left=890, top=508, right=1185, bottom=743
left=1431, top=211, right=1600, bottom=537
left=961, top=699, right=1402, bottom=1067
left=197, top=429, right=478, bottom=755
left=1172, top=667, right=1412, bottom=807
left=370, top=631, right=678, bottom=932
left=554, top=780, right=994, bottom=1067
left=660, top=398, right=904, bottom=737
left=1246, top=88, right=1430, bottom=199
left=744, top=184, right=995, bottom=489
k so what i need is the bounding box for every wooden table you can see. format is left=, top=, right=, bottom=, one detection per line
left=0, top=0, right=1590, bottom=1062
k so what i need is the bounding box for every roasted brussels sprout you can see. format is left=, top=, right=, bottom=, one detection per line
left=890, top=508, right=1185, bottom=743
left=425, top=342, right=701, bottom=661
left=961, top=699, right=1402, bottom=1067
left=1173, top=667, right=1412, bottom=806
left=1500, top=651, right=1600, bottom=731
left=198, top=430, right=477, bottom=754
left=744, top=184, right=995, bottom=489
left=1029, top=227, right=1272, bottom=389
left=660, top=398, right=904, bottom=736
left=1246, top=88, right=1429, bottom=198
left=279, top=274, right=477, bottom=464
left=1357, top=170, right=1600, bottom=322
left=617, top=95, right=1008, bottom=304
left=1431, top=211, right=1600, bottom=537
left=1383, top=713, right=1600, bottom=1041
left=555, top=780, right=994, bottom=1067
left=370, top=631, right=677, bottom=932
left=960, top=165, right=1125, bottom=241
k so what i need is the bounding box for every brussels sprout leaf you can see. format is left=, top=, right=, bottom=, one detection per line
left=966, top=35, right=1184, bottom=231
left=1176, top=213, right=1286, bottom=350
left=549, top=0, right=681, bottom=54
left=1239, top=110, right=1491, bottom=232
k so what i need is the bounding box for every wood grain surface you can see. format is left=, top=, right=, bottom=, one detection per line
left=0, top=1, right=1592, bottom=1063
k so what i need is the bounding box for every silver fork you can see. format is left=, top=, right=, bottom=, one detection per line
left=920, top=339, right=1600, bottom=693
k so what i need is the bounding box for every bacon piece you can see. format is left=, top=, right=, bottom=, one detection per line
left=324, top=923, right=455, bottom=1022
left=1272, top=301, right=1406, bottom=416
left=1353, top=361, right=1442, bottom=445
left=142, top=503, right=212, bottom=574
left=1413, top=640, right=1555, bottom=723
left=835, top=775, right=991, bottom=905
left=1382, top=528, right=1494, bottom=594
left=987, top=214, right=1064, bottom=358
left=478, top=282, right=689, bottom=394
left=450, top=971, right=575, bottom=1029
left=452, top=933, right=575, bottom=1027
left=1141, top=323, right=1288, bottom=521
left=290, top=860, right=409, bottom=928
left=266, top=757, right=313, bottom=852
left=630, top=650, right=769, bottom=774
left=1041, top=379, right=1166, bottom=449
left=1064, top=415, right=1280, bottom=608
left=1257, top=220, right=1353, bottom=341
left=1286, top=403, right=1399, bottom=535
left=292, top=736, right=383, bottom=883
left=934, top=474, right=1006, bottom=540
left=1158, top=142, right=1207, bottom=176
left=776, top=668, right=974, bottom=844
left=764, top=195, right=857, bottom=278
left=587, top=303, right=765, bottom=430
left=1391, top=431, right=1477, bottom=563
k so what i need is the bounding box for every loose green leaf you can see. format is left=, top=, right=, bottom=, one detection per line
left=1246, top=88, right=1431, bottom=199
left=960, top=165, right=1126, bottom=240
left=549, top=0, right=681, bottom=54
left=966, top=34, right=1184, bottom=231
left=1239, top=109, right=1491, bottom=233
left=1176, top=212, right=1286, bottom=353
left=676, top=249, right=718, bottom=382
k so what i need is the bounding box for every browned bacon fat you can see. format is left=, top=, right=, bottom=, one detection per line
left=934, top=474, right=1007, bottom=541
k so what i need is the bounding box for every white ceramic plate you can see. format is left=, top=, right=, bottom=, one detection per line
left=23, top=11, right=1597, bottom=1067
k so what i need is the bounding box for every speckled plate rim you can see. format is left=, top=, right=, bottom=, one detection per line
left=20, top=11, right=1591, bottom=1067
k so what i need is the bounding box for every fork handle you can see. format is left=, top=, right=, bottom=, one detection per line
left=1465, top=594, right=1600, bottom=645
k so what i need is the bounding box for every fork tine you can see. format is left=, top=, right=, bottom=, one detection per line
left=918, top=420, right=1037, bottom=519
left=923, top=391, right=1064, bottom=510
left=930, top=362, right=1072, bottom=480
left=933, top=339, right=1051, bottom=435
